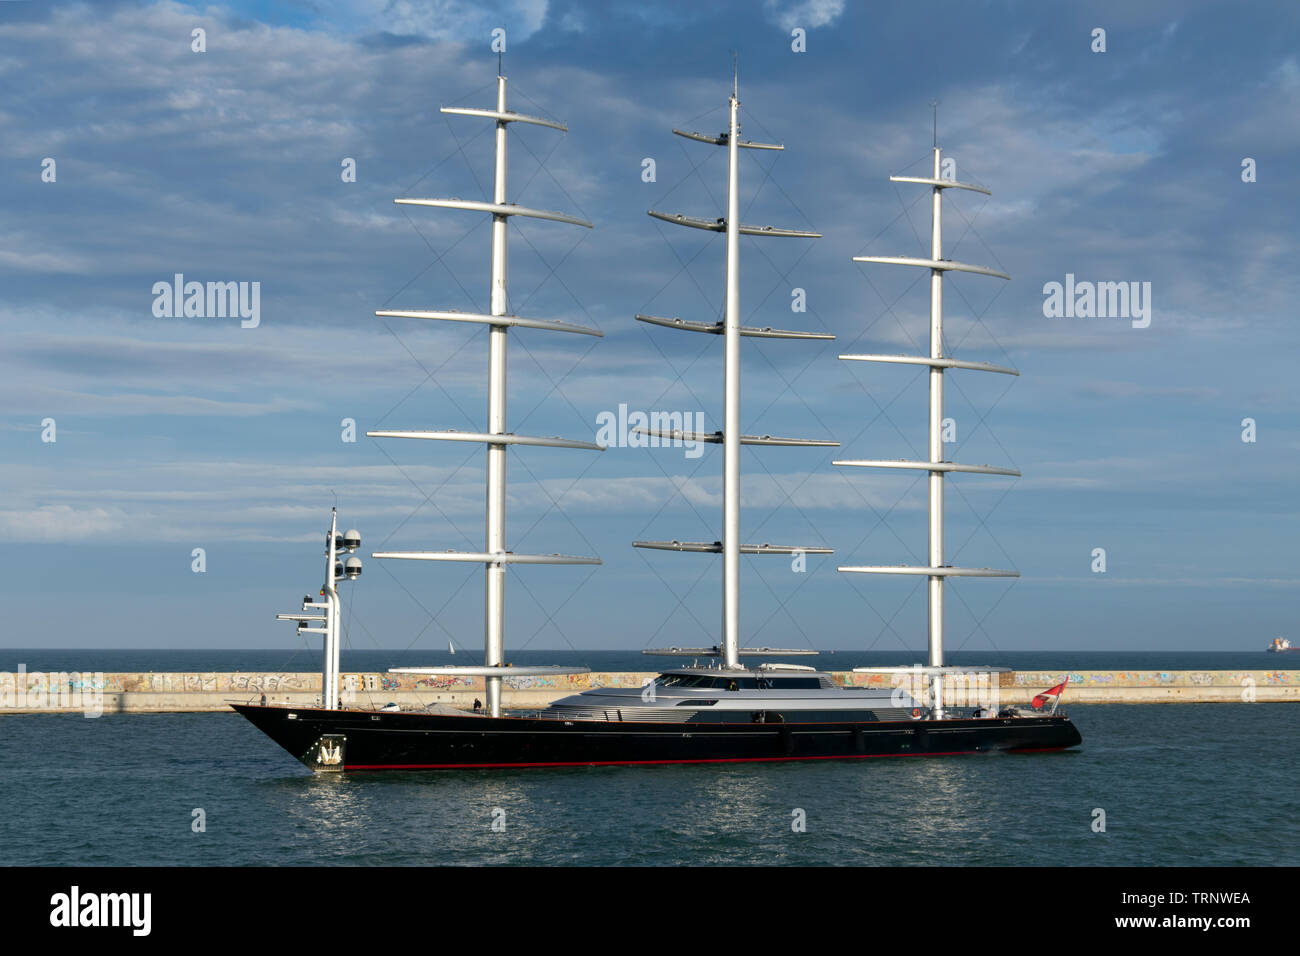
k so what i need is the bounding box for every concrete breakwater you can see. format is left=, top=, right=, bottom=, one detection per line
left=0, top=669, right=1296, bottom=714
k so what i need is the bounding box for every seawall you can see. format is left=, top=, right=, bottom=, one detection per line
left=0, top=669, right=1296, bottom=714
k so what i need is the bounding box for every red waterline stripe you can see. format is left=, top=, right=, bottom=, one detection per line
left=343, top=747, right=1069, bottom=771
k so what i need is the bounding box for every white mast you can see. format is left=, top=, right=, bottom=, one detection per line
left=371, top=74, right=602, bottom=717
left=485, top=75, right=510, bottom=716
left=837, top=135, right=1020, bottom=719
left=721, top=86, right=742, bottom=669
left=926, top=146, right=946, bottom=679
left=635, top=72, right=834, bottom=669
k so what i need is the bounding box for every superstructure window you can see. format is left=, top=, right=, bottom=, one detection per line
left=656, top=674, right=718, bottom=688
left=768, top=677, right=823, bottom=689
left=655, top=673, right=826, bottom=690
left=656, top=674, right=735, bottom=689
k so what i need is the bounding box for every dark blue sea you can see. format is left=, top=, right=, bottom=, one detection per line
left=1, top=650, right=1297, bottom=866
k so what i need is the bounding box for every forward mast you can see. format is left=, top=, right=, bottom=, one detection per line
left=370, top=75, right=603, bottom=717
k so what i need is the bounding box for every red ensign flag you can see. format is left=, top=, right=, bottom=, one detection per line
left=1031, top=677, right=1069, bottom=710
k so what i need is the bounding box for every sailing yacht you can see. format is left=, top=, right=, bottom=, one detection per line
left=233, top=74, right=1082, bottom=771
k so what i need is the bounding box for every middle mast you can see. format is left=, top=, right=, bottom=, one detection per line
left=369, top=74, right=603, bottom=718
left=635, top=73, right=836, bottom=670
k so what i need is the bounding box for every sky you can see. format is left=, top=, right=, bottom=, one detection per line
left=1, top=0, right=1297, bottom=656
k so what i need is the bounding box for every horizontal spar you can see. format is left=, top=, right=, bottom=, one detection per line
left=367, top=429, right=604, bottom=451
left=634, top=540, right=833, bottom=555
left=648, top=210, right=820, bottom=238
left=852, top=255, right=1009, bottom=280
left=395, top=198, right=593, bottom=228
left=833, top=459, right=1020, bottom=477
left=643, top=646, right=819, bottom=657
left=635, top=314, right=833, bottom=340
left=440, top=106, right=567, bottom=132
left=838, top=565, right=1019, bottom=577
left=888, top=175, right=992, bottom=196
left=671, top=128, right=783, bottom=150
left=376, top=309, right=602, bottom=336
left=839, top=353, right=1018, bottom=375
left=632, top=427, right=839, bottom=447
left=372, top=550, right=601, bottom=566
left=388, top=665, right=590, bottom=677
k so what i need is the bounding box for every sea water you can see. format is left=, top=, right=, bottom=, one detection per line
left=2, top=699, right=1295, bottom=866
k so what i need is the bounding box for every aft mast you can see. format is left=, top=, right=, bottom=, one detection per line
left=370, top=73, right=603, bottom=717
left=837, top=124, right=1019, bottom=718
left=635, top=69, right=835, bottom=670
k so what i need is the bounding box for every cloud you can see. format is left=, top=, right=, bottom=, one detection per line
left=0, top=240, right=95, bottom=274
left=763, top=0, right=845, bottom=32
left=1273, top=56, right=1300, bottom=93
left=1073, top=380, right=1220, bottom=402
left=0, top=455, right=925, bottom=544
left=364, top=0, right=549, bottom=42
left=0, top=504, right=126, bottom=543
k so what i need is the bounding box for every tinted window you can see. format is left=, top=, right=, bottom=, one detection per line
left=769, top=677, right=823, bottom=689
left=656, top=674, right=825, bottom=690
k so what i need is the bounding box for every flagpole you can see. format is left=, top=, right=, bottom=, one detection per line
left=1052, top=676, right=1067, bottom=715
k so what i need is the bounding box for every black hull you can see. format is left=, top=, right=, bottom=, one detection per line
left=232, top=704, right=1083, bottom=772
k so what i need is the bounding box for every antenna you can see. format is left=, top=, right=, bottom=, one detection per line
left=838, top=123, right=1017, bottom=719
left=635, top=72, right=834, bottom=669
left=930, top=99, right=938, bottom=147
left=368, top=76, right=602, bottom=717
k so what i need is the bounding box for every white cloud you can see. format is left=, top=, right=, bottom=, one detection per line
left=763, top=0, right=845, bottom=32
left=1273, top=56, right=1300, bottom=93
left=0, top=456, right=923, bottom=544
left=368, top=0, right=549, bottom=42
left=0, top=240, right=94, bottom=274
left=0, top=504, right=126, bottom=543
